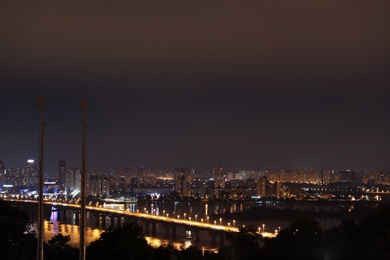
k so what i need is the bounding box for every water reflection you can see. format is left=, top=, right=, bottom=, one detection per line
left=39, top=219, right=218, bottom=253
left=33, top=201, right=254, bottom=251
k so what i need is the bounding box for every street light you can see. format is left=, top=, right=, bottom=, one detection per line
left=184, top=213, right=186, bottom=219
left=207, top=216, right=209, bottom=223
left=219, top=218, right=222, bottom=225
left=166, top=213, right=169, bottom=218
left=177, top=215, right=180, bottom=219
left=233, top=220, right=236, bottom=227
left=262, top=224, right=265, bottom=233
left=37, top=96, right=45, bottom=260
left=228, top=223, right=230, bottom=227
left=195, top=214, right=198, bottom=221
left=201, top=218, right=203, bottom=223
left=189, top=217, right=191, bottom=221
left=214, top=220, right=217, bottom=225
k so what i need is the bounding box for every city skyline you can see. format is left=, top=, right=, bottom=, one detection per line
left=1, top=1, right=390, bottom=175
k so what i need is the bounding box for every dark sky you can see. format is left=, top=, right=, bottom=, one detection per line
left=1, top=1, right=390, bottom=176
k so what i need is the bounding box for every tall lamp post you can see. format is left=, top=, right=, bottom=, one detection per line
left=80, top=99, right=87, bottom=260
left=37, top=96, right=45, bottom=260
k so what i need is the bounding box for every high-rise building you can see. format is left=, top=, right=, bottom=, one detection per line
left=89, top=173, right=111, bottom=197
left=125, top=166, right=132, bottom=184
left=0, top=160, right=4, bottom=172
left=214, top=165, right=225, bottom=188
left=137, top=167, right=156, bottom=188
left=58, top=160, right=66, bottom=186
left=257, top=176, right=267, bottom=197
left=0, top=160, right=5, bottom=186
left=24, top=160, right=38, bottom=187
left=214, top=165, right=225, bottom=198
left=65, top=168, right=80, bottom=193
left=174, top=167, right=194, bottom=197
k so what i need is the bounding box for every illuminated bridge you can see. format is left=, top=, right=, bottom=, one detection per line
left=4, top=199, right=277, bottom=246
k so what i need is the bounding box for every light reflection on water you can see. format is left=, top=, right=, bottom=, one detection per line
left=39, top=220, right=204, bottom=250
left=39, top=219, right=218, bottom=252
left=31, top=201, right=259, bottom=252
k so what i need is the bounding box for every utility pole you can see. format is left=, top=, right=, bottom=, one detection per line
left=37, top=96, right=45, bottom=260
left=80, top=99, right=87, bottom=260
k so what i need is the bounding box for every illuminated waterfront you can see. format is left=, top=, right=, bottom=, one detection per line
left=19, top=199, right=343, bottom=250
left=37, top=219, right=203, bottom=250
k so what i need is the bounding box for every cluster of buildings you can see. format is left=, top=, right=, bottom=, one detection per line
left=1, top=159, right=390, bottom=201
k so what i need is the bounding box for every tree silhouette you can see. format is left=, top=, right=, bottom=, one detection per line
left=44, top=234, right=78, bottom=260
left=0, top=200, right=36, bottom=260
left=260, top=216, right=322, bottom=259
left=87, top=221, right=154, bottom=259
left=222, top=225, right=260, bottom=260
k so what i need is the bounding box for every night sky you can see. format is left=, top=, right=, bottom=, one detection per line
left=1, top=1, right=390, bottom=176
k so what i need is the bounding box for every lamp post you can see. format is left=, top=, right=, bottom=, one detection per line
left=262, top=224, right=265, bottom=233
left=219, top=218, right=222, bottom=226
left=80, top=99, right=87, bottom=260
left=233, top=220, right=236, bottom=227
left=37, top=96, right=45, bottom=260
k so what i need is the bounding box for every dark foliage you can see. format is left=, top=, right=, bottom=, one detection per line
left=87, top=221, right=155, bottom=259
left=260, top=216, right=323, bottom=259
left=0, top=199, right=37, bottom=260
left=219, top=225, right=261, bottom=260
left=44, top=234, right=78, bottom=260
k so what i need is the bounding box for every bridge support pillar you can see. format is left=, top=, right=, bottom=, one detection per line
left=117, top=216, right=122, bottom=227
left=62, top=210, right=67, bottom=221
left=74, top=211, right=80, bottom=224
left=219, top=234, right=225, bottom=247
left=195, top=229, right=200, bottom=242
left=164, top=225, right=170, bottom=238
left=95, top=214, right=100, bottom=226
left=209, top=231, right=225, bottom=247
left=111, top=216, right=115, bottom=228
left=151, top=222, right=156, bottom=236
left=171, top=225, right=177, bottom=239
left=143, top=221, right=150, bottom=234
left=102, top=215, right=106, bottom=226
left=210, top=233, right=217, bottom=246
